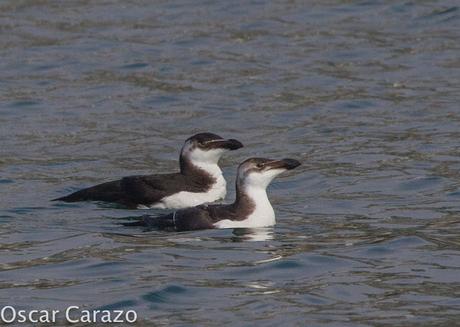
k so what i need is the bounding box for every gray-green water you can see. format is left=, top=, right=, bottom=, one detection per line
left=1, top=0, right=459, bottom=325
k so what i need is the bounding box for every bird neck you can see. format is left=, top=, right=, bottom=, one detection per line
left=234, top=181, right=273, bottom=215
left=180, top=155, right=223, bottom=183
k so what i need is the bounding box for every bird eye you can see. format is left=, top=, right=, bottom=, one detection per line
left=256, top=163, right=264, bottom=169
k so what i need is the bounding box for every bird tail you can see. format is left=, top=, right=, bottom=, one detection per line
left=121, top=220, right=147, bottom=227
left=52, top=180, right=122, bottom=203
left=51, top=193, right=82, bottom=202
left=121, top=214, right=175, bottom=230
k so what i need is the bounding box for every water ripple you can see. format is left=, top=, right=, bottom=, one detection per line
left=0, top=0, right=459, bottom=325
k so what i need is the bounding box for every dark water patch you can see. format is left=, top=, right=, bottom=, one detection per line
left=0, top=215, right=14, bottom=223
left=50, top=202, right=84, bottom=209
left=121, top=63, right=149, bottom=70
left=447, top=190, right=460, bottom=197
left=384, top=235, right=431, bottom=248
left=336, top=99, right=375, bottom=110
left=272, top=260, right=303, bottom=269
left=397, top=176, right=443, bottom=192
left=33, top=64, right=59, bottom=71
left=7, top=206, right=49, bottom=214
left=95, top=299, right=138, bottom=311
left=7, top=100, right=41, bottom=108
left=142, top=284, right=189, bottom=305
left=301, top=293, right=332, bottom=305
left=389, top=2, right=416, bottom=14
left=363, top=245, right=394, bottom=256
left=351, top=236, right=432, bottom=259
left=420, top=6, right=459, bottom=20
left=85, top=261, right=125, bottom=272
left=83, top=70, right=195, bottom=92
left=413, top=6, right=460, bottom=27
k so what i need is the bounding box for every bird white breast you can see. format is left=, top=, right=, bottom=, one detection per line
left=213, top=188, right=275, bottom=229
left=152, top=184, right=226, bottom=209
left=145, top=163, right=227, bottom=209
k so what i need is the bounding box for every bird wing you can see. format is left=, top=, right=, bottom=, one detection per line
left=122, top=206, right=215, bottom=231
left=173, top=206, right=216, bottom=231
left=120, top=173, right=184, bottom=205
left=52, top=180, right=123, bottom=203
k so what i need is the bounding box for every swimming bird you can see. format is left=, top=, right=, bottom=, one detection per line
left=52, top=133, right=243, bottom=209
left=122, top=157, right=301, bottom=230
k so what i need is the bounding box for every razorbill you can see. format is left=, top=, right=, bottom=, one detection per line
left=122, top=157, right=301, bottom=230
left=52, top=133, right=243, bottom=209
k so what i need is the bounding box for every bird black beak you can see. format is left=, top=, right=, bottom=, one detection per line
left=266, top=158, right=301, bottom=170
left=206, top=139, right=244, bottom=150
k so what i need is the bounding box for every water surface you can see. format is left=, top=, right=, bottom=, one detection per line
left=1, top=0, right=459, bottom=325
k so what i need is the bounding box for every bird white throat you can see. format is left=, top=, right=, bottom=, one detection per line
left=213, top=168, right=287, bottom=229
